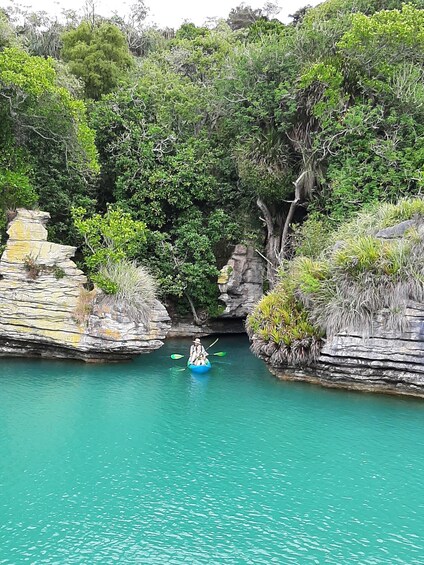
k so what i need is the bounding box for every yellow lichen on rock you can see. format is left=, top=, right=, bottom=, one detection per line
left=7, top=215, right=48, bottom=242
left=217, top=265, right=231, bottom=285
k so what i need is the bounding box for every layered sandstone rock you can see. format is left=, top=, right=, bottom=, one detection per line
left=0, top=209, right=170, bottom=361
left=270, top=304, right=424, bottom=397
left=265, top=299, right=424, bottom=397
left=311, top=303, right=424, bottom=396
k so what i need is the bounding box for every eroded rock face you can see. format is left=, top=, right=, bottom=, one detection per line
left=0, top=209, right=170, bottom=361
left=312, top=303, right=424, bottom=396
left=218, top=244, right=264, bottom=318
left=267, top=303, right=424, bottom=398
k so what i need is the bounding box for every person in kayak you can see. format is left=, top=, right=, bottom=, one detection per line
left=189, top=338, right=208, bottom=366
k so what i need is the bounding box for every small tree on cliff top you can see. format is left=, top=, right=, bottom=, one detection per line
left=72, top=205, right=147, bottom=293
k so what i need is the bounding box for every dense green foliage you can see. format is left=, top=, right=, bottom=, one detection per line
left=0, top=42, right=98, bottom=239
left=72, top=206, right=147, bottom=292
left=1, top=0, right=424, bottom=323
left=89, top=30, right=241, bottom=316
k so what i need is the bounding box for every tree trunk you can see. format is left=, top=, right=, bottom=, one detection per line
left=185, top=291, right=203, bottom=326
left=257, top=170, right=311, bottom=287
left=256, top=197, right=281, bottom=287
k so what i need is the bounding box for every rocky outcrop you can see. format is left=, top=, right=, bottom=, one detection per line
left=376, top=219, right=416, bottom=239
left=218, top=244, right=264, bottom=318
left=0, top=209, right=170, bottom=361
left=309, top=302, right=424, bottom=396
left=265, top=303, right=424, bottom=398
left=249, top=212, right=424, bottom=397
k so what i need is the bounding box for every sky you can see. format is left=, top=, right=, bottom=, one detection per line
left=0, top=0, right=321, bottom=28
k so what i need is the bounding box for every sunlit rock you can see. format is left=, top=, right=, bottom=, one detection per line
left=0, top=209, right=170, bottom=361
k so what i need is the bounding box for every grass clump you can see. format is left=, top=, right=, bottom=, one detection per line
left=328, top=197, right=424, bottom=244
left=23, top=254, right=41, bottom=279
left=295, top=198, right=424, bottom=337
left=378, top=199, right=424, bottom=229
left=246, top=280, right=324, bottom=367
left=23, top=255, right=67, bottom=280
left=95, top=260, right=158, bottom=325
left=74, top=288, right=95, bottom=324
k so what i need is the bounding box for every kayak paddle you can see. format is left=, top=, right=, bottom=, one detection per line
left=206, top=338, right=219, bottom=350
left=171, top=352, right=226, bottom=359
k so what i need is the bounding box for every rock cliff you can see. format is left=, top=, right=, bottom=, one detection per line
left=310, top=302, right=424, bottom=396
left=258, top=297, right=424, bottom=398
left=0, top=209, right=170, bottom=361
left=218, top=244, right=264, bottom=318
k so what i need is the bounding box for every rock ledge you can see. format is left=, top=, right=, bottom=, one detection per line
left=266, top=303, right=424, bottom=398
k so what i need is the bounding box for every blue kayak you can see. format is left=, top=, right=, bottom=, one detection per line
left=187, top=360, right=211, bottom=374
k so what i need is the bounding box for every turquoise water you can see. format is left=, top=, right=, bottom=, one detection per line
left=1, top=336, right=424, bottom=564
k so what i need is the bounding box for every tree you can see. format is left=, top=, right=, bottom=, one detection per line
left=216, top=33, right=306, bottom=283
left=0, top=147, right=37, bottom=225
left=72, top=205, right=147, bottom=289
left=61, top=21, right=133, bottom=99
left=296, top=3, right=424, bottom=221
left=0, top=47, right=99, bottom=241
left=289, top=5, right=311, bottom=26
left=227, top=4, right=264, bottom=30
left=0, top=9, right=19, bottom=50
left=110, top=0, right=152, bottom=56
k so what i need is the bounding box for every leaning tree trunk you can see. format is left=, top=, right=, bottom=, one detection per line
left=256, top=197, right=283, bottom=287
left=257, top=170, right=314, bottom=288
left=185, top=291, right=204, bottom=326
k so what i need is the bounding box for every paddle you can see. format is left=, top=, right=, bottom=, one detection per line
left=170, top=351, right=226, bottom=360
left=171, top=336, right=223, bottom=361
left=206, top=338, right=219, bottom=350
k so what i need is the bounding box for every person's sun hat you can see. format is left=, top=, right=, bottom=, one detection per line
left=193, top=338, right=201, bottom=344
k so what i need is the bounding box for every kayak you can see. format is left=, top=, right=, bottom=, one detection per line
left=187, top=360, right=211, bottom=374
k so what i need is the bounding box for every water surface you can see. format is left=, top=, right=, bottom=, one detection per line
left=1, top=336, right=424, bottom=563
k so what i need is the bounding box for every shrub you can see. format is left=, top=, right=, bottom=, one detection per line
left=52, top=265, right=66, bottom=279
left=96, top=260, right=158, bottom=325
left=292, top=213, right=334, bottom=259
left=246, top=281, right=324, bottom=367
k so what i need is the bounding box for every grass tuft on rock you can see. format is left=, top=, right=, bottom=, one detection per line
left=96, top=260, right=158, bottom=325
left=246, top=279, right=324, bottom=367
left=299, top=198, right=424, bottom=336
